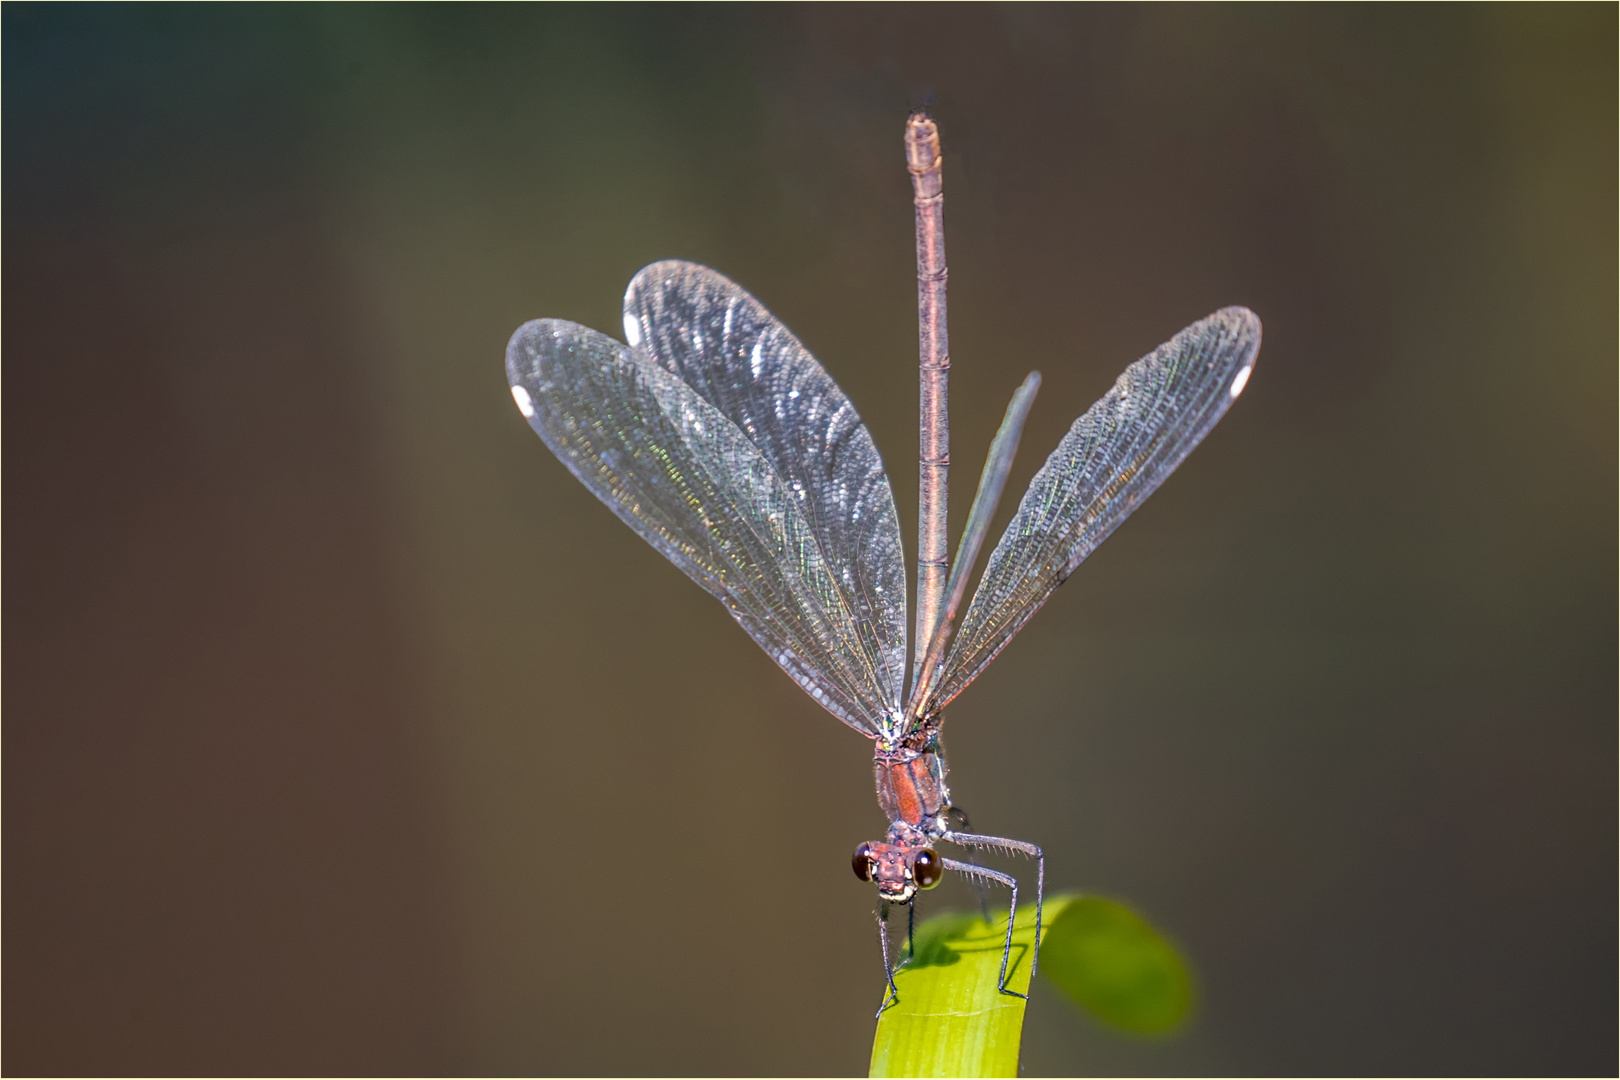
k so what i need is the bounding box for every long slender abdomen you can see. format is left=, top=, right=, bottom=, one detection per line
left=907, top=112, right=950, bottom=682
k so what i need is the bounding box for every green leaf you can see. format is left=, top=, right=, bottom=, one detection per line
left=1036, top=895, right=1194, bottom=1036
left=869, top=895, right=1077, bottom=1078
left=867, top=894, right=1192, bottom=1076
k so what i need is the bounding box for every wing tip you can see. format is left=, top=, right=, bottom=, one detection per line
left=506, top=317, right=634, bottom=408
left=504, top=318, right=544, bottom=387
left=1209, top=306, right=1262, bottom=398
left=1213, top=305, right=1262, bottom=340
left=505, top=317, right=570, bottom=385
left=624, top=259, right=727, bottom=306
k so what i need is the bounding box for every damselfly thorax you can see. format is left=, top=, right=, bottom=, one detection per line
left=873, top=728, right=952, bottom=844
left=857, top=725, right=954, bottom=903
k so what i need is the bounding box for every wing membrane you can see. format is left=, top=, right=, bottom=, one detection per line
left=908, top=371, right=1041, bottom=715
left=508, top=317, right=900, bottom=737
left=623, top=261, right=907, bottom=725
left=924, top=307, right=1261, bottom=715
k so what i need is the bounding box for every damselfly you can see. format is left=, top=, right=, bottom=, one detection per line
left=506, top=114, right=1260, bottom=1014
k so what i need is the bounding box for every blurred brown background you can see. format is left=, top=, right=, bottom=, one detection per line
left=5, top=5, right=1614, bottom=1075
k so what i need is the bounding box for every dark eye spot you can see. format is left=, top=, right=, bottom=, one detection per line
left=913, top=848, right=942, bottom=889
left=852, top=842, right=875, bottom=882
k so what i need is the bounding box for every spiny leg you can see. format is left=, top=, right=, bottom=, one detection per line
left=875, top=901, right=900, bottom=1017
left=946, top=806, right=993, bottom=924
left=939, top=856, right=1026, bottom=998
left=906, top=899, right=916, bottom=963
left=946, top=831, right=1046, bottom=983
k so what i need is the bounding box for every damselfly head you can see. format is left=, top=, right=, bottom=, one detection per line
left=852, top=840, right=943, bottom=902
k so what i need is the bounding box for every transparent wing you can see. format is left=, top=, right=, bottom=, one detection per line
left=507, top=318, right=899, bottom=737
left=907, top=372, right=1041, bottom=717
left=924, top=307, right=1261, bottom=715
left=622, top=261, right=907, bottom=723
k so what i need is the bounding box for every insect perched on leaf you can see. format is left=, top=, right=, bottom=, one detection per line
left=505, top=113, right=1259, bottom=1016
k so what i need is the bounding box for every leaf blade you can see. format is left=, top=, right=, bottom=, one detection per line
left=869, top=896, right=1076, bottom=1078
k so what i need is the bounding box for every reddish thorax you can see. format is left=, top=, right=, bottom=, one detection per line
left=858, top=725, right=953, bottom=902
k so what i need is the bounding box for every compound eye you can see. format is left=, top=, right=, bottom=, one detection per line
left=913, top=848, right=943, bottom=889
left=852, top=842, right=875, bottom=882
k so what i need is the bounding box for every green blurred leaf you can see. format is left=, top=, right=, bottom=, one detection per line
left=1037, top=895, right=1194, bottom=1036
left=869, top=895, right=1077, bottom=1078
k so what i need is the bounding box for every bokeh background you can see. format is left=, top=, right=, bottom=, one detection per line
left=6, top=5, right=1614, bottom=1075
